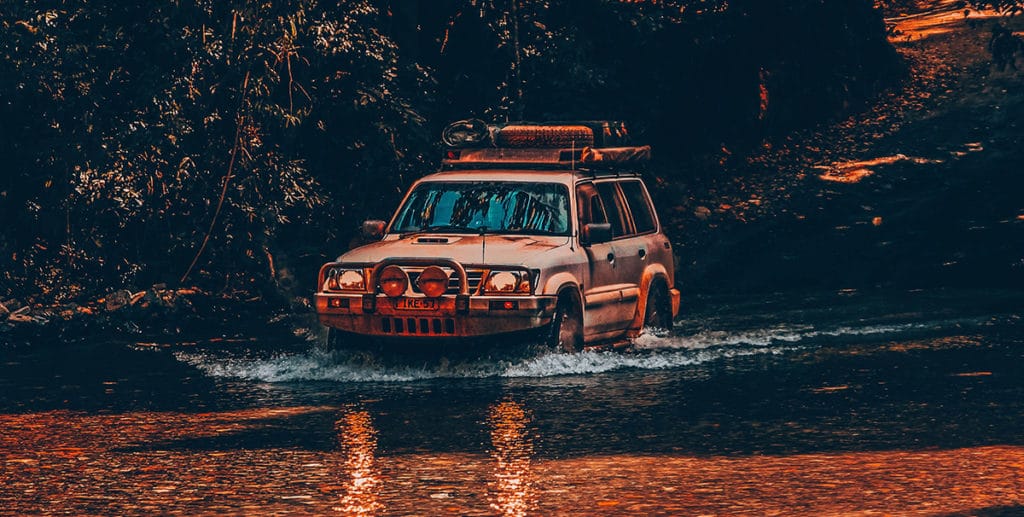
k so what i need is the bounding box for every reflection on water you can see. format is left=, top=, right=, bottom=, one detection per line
left=1, top=289, right=1022, bottom=514
left=889, top=3, right=1001, bottom=41
left=815, top=154, right=944, bottom=183
left=334, top=409, right=383, bottom=516
left=488, top=400, right=534, bottom=517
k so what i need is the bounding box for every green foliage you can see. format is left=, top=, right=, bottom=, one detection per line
left=1, top=0, right=427, bottom=302
left=422, top=0, right=901, bottom=155
left=0, top=0, right=902, bottom=304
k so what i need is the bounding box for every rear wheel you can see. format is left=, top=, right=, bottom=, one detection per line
left=546, top=292, right=583, bottom=353
left=643, top=280, right=672, bottom=332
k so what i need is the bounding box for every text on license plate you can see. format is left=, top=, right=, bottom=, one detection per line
left=393, top=298, right=439, bottom=311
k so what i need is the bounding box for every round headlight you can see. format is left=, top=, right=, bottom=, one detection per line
left=379, top=265, right=409, bottom=298
left=486, top=271, right=520, bottom=293
left=338, top=270, right=366, bottom=291
left=417, top=266, right=450, bottom=298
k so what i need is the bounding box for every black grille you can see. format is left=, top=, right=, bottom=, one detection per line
left=380, top=317, right=456, bottom=336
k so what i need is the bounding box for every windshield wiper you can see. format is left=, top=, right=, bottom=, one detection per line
left=423, top=224, right=471, bottom=232
left=400, top=224, right=471, bottom=237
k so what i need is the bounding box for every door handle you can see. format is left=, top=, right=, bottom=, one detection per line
left=606, top=253, right=615, bottom=262
left=638, top=248, right=646, bottom=258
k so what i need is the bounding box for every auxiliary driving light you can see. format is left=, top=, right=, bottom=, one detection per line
left=379, top=265, right=409, bottom=298
left=416, top=266, right=449, bottom=298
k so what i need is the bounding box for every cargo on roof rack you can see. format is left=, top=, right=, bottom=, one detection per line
left=440, top=119, right=649, bottom=170
left=441, top=145, right=651, bottom=169
left=442, top=119, right=631, bottom=149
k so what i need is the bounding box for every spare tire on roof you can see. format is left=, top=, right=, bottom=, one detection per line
left=494, top=125, right=595, bottom=148
left=442, top=119, right=491, bottom=148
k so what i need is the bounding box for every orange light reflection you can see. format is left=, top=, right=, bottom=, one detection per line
left=334, top=409, right=384, bottom=516
left=889, top=3, right=1002, bottom=42
left=4, top=408, right=1024, bottom=514
left=488, top=400, right=535, bottom=517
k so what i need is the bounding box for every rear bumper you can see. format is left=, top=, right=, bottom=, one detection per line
left=315, top=293, right=557, bottom=338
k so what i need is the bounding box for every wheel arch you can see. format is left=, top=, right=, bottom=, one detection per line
left=542, top=271, right=582, bottom=298
left=628, top=265, right=672, bottom=333
left=553, top=281, right=583, bottom=310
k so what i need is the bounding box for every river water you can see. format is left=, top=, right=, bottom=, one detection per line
left=2, top=288, right=1023, bottom=515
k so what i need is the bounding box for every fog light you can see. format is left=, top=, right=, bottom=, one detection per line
left=328, top=298, right=349, bottom=309
left=489, top=300, right=519, bottom=311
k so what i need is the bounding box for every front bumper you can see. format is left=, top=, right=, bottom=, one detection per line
left=315, top=293, right=557, bottom=338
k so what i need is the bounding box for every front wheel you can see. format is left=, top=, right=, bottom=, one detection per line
left=322, top=327, right=379, bottom=353
left=546, top=293, right=583, bottom=353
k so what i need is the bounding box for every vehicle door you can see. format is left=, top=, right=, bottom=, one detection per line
left=618, top=178, right=670, bottom=311
left=594, top=180, right=642, bottom=325
left=577, top=182, right=632, bottom=334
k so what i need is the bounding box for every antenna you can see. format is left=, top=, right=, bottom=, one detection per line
left=571, top=139, right=576, bottom=170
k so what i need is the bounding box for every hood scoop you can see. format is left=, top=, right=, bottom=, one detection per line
left=416, top=237, right=451, bottom=244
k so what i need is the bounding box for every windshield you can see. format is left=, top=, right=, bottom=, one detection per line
left=391, top=181, right=571, bottom=236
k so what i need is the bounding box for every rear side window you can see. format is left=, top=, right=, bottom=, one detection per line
left=595, top=182, right=629, bottom=238
left=620, top=181, right=657, bottom=233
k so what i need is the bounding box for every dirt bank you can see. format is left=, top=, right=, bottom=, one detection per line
left=664, top=6, right=1023, bottom=295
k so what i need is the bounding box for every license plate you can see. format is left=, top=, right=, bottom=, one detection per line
left=393, top=297, right=439, bottom=311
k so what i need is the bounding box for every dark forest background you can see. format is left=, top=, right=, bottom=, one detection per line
left=0, top=0, right=1008, bottom=307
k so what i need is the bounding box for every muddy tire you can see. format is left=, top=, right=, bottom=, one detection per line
left=325, top=327, right=341, bottom=349
left=643, top=280, right=673, bottom=331
left=323, top=328, right=377, bottom=352
left=546, top=292, right=583, bottom=353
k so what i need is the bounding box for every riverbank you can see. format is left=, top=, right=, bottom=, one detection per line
left=663, top=6, right=1023, bottom=294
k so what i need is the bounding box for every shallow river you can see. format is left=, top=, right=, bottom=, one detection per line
left=2, top=288, right=1023, bottom=515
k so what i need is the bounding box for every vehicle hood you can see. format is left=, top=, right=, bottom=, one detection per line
left=336, top=234, right=572, bottom=267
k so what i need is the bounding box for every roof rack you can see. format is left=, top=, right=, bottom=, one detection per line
left=441, top=145, right=651, bottom=170
left=439, top=120, right=650, bottom=170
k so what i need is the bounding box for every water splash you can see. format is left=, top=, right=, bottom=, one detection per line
left=174, top=319, right=963, bottom=384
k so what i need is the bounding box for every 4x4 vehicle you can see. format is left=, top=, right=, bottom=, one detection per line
left=315, top=121, right=680, bottom=351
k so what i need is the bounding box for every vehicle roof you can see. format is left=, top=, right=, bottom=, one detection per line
left=418, top=168, right=642, bottom=184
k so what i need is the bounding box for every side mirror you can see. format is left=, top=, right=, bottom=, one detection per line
left=581, top=223, right=612, bottom=246
left=361, top=220, right=387, bottom=240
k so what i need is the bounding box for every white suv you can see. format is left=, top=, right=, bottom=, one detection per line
left=315, top=121, right=680, bottom=351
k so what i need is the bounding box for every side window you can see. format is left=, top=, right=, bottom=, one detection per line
left=620, top=180, right=657, bottom=234
left=595, top=182, right=630, bottom=238
left=576, top=183, right=608, bottom=226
